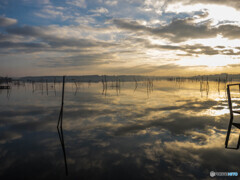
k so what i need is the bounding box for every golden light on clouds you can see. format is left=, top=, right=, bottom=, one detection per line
left=166, top=3, right=240, bottom=25
left=178, top=55, right=240, bottom=67
left=1, top=0, right=240, bottom=76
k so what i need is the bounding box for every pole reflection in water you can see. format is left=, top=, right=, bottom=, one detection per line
left=57, top=76, right=68, bottom=176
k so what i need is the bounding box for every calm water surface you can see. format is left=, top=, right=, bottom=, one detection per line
left=1, top=80, right=240, bottom=179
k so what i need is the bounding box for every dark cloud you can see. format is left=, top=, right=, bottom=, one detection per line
left=113, top=18, right=216, bottom=43
left=0, top=41, right=48, bottom=49
left=0, top=33, right=17, bottom=42
left=113, top=19, right=148, bottom=32
left=5, top=25, right=115, bottom=51
left=221, top=49, right=240, bottom=55
left=132, top=38, right=240, bottom=56
left=2, top=18, right=240, bottom=58
left=145, top=41, right=220, bottom=56
left=0, top=16, right=17, bottom=27
left=154, top=19, right=215, bottom=42
left=6, top=25, right=43, bottom=36
left=0, top=25, right=120, bottom=61
left=218, top=24, right=240, bottom=39
left=169, top=0, right=240, bottom=10
left=114, top=18, right=240, bottom=43
left=215, top=46, right=225, bottom=49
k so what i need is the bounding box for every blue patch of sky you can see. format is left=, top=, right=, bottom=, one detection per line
left=0, top=0, right=204, bottom=29
left=0, top=1, right=46, bottom=26
left=0, top=1, right=33, bottom=22
left=0, top=0, right=151, bottom=28
left=86, top=0, right=102, bottom=9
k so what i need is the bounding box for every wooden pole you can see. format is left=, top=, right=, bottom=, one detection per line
left=225, top=85, right=234, bottom=148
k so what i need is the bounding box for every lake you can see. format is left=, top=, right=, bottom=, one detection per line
left=1, top=79, right=240, bottom=179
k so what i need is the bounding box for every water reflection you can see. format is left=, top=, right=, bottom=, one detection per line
left=1, top=80, right=240, bottom=179
left=57, top=76, right=68, bottom=175
left=225, top=84, right=240, bottom=150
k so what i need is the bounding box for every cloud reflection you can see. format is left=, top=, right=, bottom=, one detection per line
left=0, top=80, right=239, bottom=179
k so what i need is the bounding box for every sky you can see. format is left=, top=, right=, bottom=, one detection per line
left=1, top=0, right=240, bottom=77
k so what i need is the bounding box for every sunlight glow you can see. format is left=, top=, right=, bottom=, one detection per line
left=177, top=55, right=240, bottom=67
left=185, top=35, right=240, bottom=48
left=166, top=3, right=240, bottom=26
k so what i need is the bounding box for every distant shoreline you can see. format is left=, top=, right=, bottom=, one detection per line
left=0, top=73, right=238, bottom=83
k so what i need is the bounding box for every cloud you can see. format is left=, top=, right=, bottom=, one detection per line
left=74, top=16, right=96, bottom=25
left=0, top=41, right=49, bottom=49
left=142, top=0, right=168, bottom=15
left=2, top=0, right=240, bottom=75
left=0, top=33, right=25, bottom=42
left=89, top=7, right=109, bottom=14
left=0, top=16, right=17, bottom=27
left=34, top=5, right=72, bottom=21
left=66, top=0, right=86, bottom=8
left=169, top=0, right=240, bottom=10
left=144, top=41, right=219, bottom=56
left=105, top=0, right=118, bottom=6
left=218, top=24, right=240, bottom=39
left=0, top=24, right=123, bottom=66
left=6, top=25, right=44, bottom=37
left=113, top=18, right=215, bottom=43
left=130, top=38, right=240, bottom=56
left=113, top=18, right=240, bottom=43
left=4, top=25, right=116, bottom=52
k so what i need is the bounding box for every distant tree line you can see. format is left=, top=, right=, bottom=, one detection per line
left=0, top=77, right=12, bottom=84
